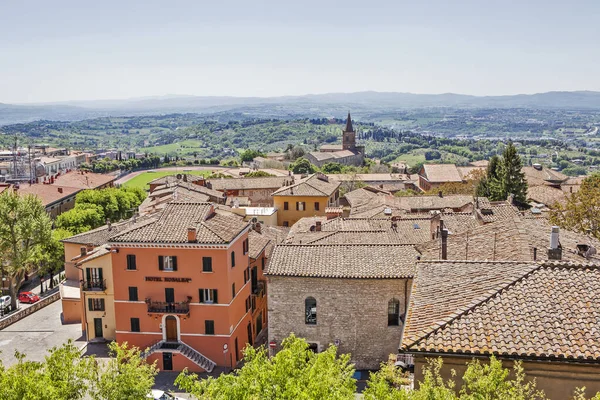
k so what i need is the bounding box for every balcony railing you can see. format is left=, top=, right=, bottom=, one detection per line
left=252, top=280, right=266, bottom=297
left=82, top=279, right=106, bottom=291
left=145, top=297, right=191, bottom=314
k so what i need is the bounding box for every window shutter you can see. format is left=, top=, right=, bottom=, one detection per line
left=172, top=256, right=178, bottom=271
left=199, top=289, right=205, bottom=303
left=88, top=298, right=92, bottom=311
left=100, top=299, right=105, bottom=311
left=86, top=268, right=91, bottom=283
left=231, top=252, right=235, bottom=267
left=295, top=202, right=299, bottom=211
left=213, top=289, right=218, bottom=304
left=98, top=268, right=103, bottom=281
left=158, top=256, right=164, bottom=271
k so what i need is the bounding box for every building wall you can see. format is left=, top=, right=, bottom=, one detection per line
left=61, top=298, right=82, bottom=324
left=413, top=354, right=600, bottom=400
left=82, top=253, right=116, bottom=341
left=111, top=232, right=258, bottom=370
left=46, top=195, right=77, bottom=219
left=268, top=276, right=411, bottom=370
left=273, top=194, right=336, bottom=227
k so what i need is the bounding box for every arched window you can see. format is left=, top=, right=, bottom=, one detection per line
left=305, top=297, right=317, bottom=325
left=388, top=298, right=400, bottom=326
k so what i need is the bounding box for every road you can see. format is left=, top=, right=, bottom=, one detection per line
left=0, top=300, right=86, bottom=366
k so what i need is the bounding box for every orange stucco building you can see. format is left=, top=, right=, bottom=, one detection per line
left=108, top=201, right=268, bottom=372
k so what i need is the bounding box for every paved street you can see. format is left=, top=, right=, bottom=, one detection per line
left=0, top=300, right=85, bottom=366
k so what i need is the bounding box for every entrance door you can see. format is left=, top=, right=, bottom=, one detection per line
left=247, top=322, right=253, bottom=346
left=93, top=318, right=103, bottom=338
left=165, top=316, right=177, bottom=342
left=162, top=352, right=173, bottom=371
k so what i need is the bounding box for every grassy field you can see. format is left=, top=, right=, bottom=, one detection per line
left=140, top=139, right=205, bottom=155
left=122, top=170, right=212, bottom=190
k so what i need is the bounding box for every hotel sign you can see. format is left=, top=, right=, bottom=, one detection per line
left=145, top=276, right=192, bottom=283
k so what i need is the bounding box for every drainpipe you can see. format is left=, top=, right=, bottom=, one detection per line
left=74, top=263, right=89, bottom=342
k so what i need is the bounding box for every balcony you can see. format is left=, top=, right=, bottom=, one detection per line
left=252, top=280, right=266, bottom=297
left=82, top=279, right=106, bottom=291
left=145, top=297, right=191, bottom=314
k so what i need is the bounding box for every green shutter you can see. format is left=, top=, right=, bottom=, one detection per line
left=86, top=268, right=91, bottom=283
left=213, top=289, right=218, bottom=304
left=88, top=298, right=92, bottom=311
left=199, top=289, right=204, bottom=303
left=98, top=268, right=103, bottom=281
left=172, top=256, right=177, bottom=271
left=158, top=256, right=164, bottom=270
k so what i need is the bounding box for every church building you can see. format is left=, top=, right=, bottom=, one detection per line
left=305, top=113, right=365, bottom=168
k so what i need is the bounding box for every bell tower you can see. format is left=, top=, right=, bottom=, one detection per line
left=342, top=112, right=356, bottom=150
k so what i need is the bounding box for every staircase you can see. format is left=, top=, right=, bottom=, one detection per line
left=177, top=341, right=216, bottom=372
left=140, top=339, right=216, bottom=373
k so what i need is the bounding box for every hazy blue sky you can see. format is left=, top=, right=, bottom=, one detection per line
left=1, top=0, right=599, bottom=103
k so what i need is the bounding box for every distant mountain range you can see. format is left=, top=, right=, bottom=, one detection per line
left=2, top=90, right=600, bottom=126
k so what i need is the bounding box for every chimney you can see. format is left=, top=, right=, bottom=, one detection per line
left=80, top=246, right=87, bottom=256
left=183, top=174, right=188, bottom=182
left=547, top=226, right=562, bottom=260
left=86, top=244, right=94, bottom=252
left=533, top=247, right=537, bottom=261
left=430, top=212, right=441, bottom=239
left=441, top=228, right=448, bottom=260
left=187, top=227, right=197, bottom=243
left=315, top=221, right=322, bottom=232
left=106, top=219, right=111, bottom=231
left=254, top=222, right=262, bottom=234
left=438, top=190, right=443, bottom=198
left=342, top=207, right=350, bottom=218
left=58, top=187, right=63, bottom=194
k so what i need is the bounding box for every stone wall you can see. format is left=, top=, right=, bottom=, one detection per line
left=0, top=291, right=60, bottom=330
left=268, top=276, right=411, bottom=369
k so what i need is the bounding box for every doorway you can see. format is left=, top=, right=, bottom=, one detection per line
left=165, top=316, right=178, bottom=342
left=162, top=352, right=173, bottom=371
left=247, top=322, right=253, bottom=346
left=165, top=288, right=174, bottom=303
left=93, top=318, right=103, bottom=338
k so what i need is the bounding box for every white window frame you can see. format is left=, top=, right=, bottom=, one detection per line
left=163, top=256, right=174, bottom=271
left=201, top=288, right=215, bottom=304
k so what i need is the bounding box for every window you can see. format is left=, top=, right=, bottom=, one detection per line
left=244, top=268, right=249, bottom=284
left=283, top=221, right=289, bottom=227
left=202, top=257, right=212, bottom=272
left=231, top=251, right=236, bottom=268
left=283, top=202, right=289, bottom=211
left=243, top=238, right=249, bottom=255
left=128, top=287, right=138, bottom=301
left=261, top=257, right=265, bottom=271
left=158, top=256, right=177, bottom=271
left=126, top=254, right=137, bottom=270
left=388, top=298, right=400, bottom=326
left=88, top=298, right=105, bottom=311
left=199, top=289, right=218, bottom=304
left=296, top=201, right=305, bottom=211
left=305, top=297, right=317, bottom=325
left=314, top=202, right=320, bottom=211
left=130, top=318, right=140, bottom=332
left=232, top=283, right=236, bottom=298
left=245, top=296, right=251, bottom=312
left=205, top=320, right=215, bottom=335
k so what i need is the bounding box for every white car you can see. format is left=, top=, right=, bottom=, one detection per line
left=148, top=389, right=185, bottom=400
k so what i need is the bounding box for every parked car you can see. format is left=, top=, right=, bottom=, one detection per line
left=148, top=390, right=184, bottom=400
left=18, top=292, right=40, bottom=304
left=0, top=296, right=11, bottom=314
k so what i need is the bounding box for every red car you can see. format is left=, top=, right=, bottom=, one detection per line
left=18, top=292, right=40, bottom=304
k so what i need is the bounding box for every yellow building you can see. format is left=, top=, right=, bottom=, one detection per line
left=272, top=173, right=340, bottom=227
left=77, top=247, right=116, bottom=341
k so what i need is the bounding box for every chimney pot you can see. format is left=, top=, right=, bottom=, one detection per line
left=441, top=228, right=448, bottom=260
left=80, top=246, right=87, bottom=256
left=58, top=187, right=63, bottom=194
left=187, top=227, right=197, bottom=242
left=548, top=226, right=562, bottom=260
left=438, top=190, right=443, bottom=198
left=106, top=219, right=111, bottom=231
left=315, top=221, right=322, bottom=232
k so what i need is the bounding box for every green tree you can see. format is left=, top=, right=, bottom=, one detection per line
left=240, top=149, right=265, bottom=162
left=321, top=162, right=345, bottom=174
left=176, top=334, right=356, bottom=399
left=0, top=191, right=52, bottom=310
left=363, top=355, right=410, bottom=400
left=499, top=142, right=528, bottom=203
left=290, top=157, right=317, bottom=174
left=55, top=204, right=105, bottom=234
left=35, top=228, right=73, bottom=293
left=244, top=171, right=276, bottom=178
left=90, top=341, right=158, bottom=400
left=550, top=173, right=600, bottom=240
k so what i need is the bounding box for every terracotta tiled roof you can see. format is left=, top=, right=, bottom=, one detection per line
left=403, top=260, right=600, bottom=361
left=402, top=260, right=539, bottom=349
left=320, top=144, right=343, bottom=151
left=209, top=176, right=292, bottom=191
left=421, top=164, right=463, bottom=183
left=522, top=166, right=568, bottom=186
left=248, top=225, right=288, bottom=259
left=16, top=184, right=80, bottom=207
left=469, top=160, right=490, bottom=167
left=62, top=216, right=153, bottom=246
left=76, top=246, right=110, bottom=265
left=457, top=166, right=486, bottom=180
left=266, top=244, right=419, bottom=278
left=527, top=185, right=568, bottom=207
left=344, top=188, right=378, bottom=207
left=272, top=174, right=340, bottom=197
left=51, top=171, right=116, bottom=189
left=148, top=174, right=205, bottom=186
left=110, top=202, right=248, bottom=244
left=474, top=202, right=521, bottom=224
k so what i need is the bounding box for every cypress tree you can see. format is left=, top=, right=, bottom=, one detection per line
left=500, top=141, right=528, bottom=203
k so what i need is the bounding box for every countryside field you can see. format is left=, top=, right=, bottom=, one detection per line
left=121, top=169, right=212, bottom=190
